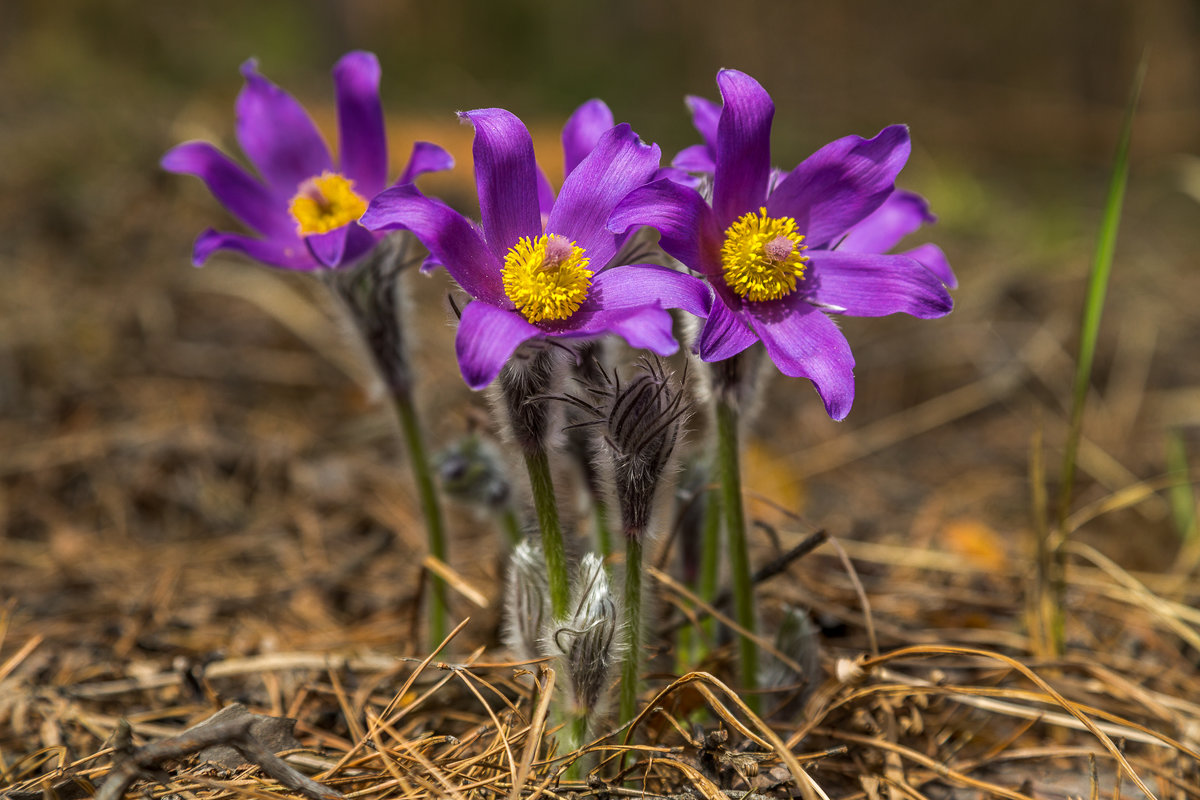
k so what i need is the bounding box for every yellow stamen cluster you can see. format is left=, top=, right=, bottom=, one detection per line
left=288, top=172, right=368, bottom=236
left=502, top=234, right=593, bottom=323
left=720, top=207, right=809, bottom=302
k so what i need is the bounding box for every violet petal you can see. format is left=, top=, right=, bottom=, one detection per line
left=902, top=242, right=957, bottom=289
left=455, top=301, right=542, bottom=390
left=713, top=69, right=773, bottom=227
left=696, top=299, right=759, bottom=361
left=548, top=123, right=660, bottom=267
left=562, top=99, right=614, bottom=177
left=807, top=250, right=953, bottom=318
left=751, top=299, right=856, bottom=420
left=767, top=125, right=911, bottom=248
left=839, top=189, right=934, bottom=254
left=396, top=141, right=455, bottom=186
left=362, top=184, right=505, bottom=305
left=193, top=228, right=317, bottom=271
left=610, top=178, right=722, bottom=281
left=333, top=51, right=387, bottom=198
left=161, top=141, right=294, bottom=238
left=460, top=108, right=541, bottom=259
left=235, top=59, right=333, bottom=198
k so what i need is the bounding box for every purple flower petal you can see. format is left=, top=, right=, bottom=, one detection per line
left=696, top=300, right=758, bottom=361
left=686, top=94, right=721, bottom=155
left=751, top=299, right=856, bottom=420
left=455, top=300, right=542, bottom=390
left=579, top=305, right=680, bottom=356
left=767, top=125, right=911, bottom=248
left=583, top=264, right=712, bottom=318
left=305, top=226, right=350, bottom=267
left=839, top=189, right=934, bottom=254
left=548, top=123, right=660, bottom=266
left=193, top=228, right=317, bottom=270
left=362, top=184, right=505, bottom=305
left=672, top=143, right=716, bottom=174
left=460, top=108, right=541, bottom=259
left=161, top=141, right=294, bottom=238
left=610, top=178, right=722, bottom=281
left=713, top=69, right=773, bottom=227
left=333, top=51, right=387, bottom=198
left=806, top=250, right=953, bottom=318
left=562, top=99, right=614, bottom=177
left=235, top=59, right=333, bottom=197
left=902, top=242, right=957, bottom=289
left=396, top=141, right=455, bottom=186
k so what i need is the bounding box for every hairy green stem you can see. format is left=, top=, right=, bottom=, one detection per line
left=393, top=392, right=448, bottom=650
left=499, top=505, right=524, bottom=547
left=619, top=534, right=644, bottom=724
left=715, top=396, right=759, bottom=712
left=523, top=448, right=570, bottom=619
left=593, top=498, right=614, bottom=565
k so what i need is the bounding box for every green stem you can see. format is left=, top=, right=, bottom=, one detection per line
left=619, top=534, right=644, bottom=724
left=715, top=395, right=759, bottom=713
left=593, top=498, right=614, bottom=565
left=523, top=447, right=570, bottom=620
left=698, top=480, right=723, bottom=649
left=393, top=391, right=448, bottom=650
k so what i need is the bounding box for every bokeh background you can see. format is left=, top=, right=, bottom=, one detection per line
left=3, top=0, right=1200, bottom=739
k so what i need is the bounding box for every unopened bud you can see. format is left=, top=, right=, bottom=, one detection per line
left=435, top=434, right=511, bottom=512
left=550, top=554, right=625, bottom=713
left=504, top=541, right=551, bottom=661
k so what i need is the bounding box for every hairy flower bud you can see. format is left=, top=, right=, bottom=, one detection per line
left=504, top=540, right=551, bottom=661
left=496, top=341, right=560, bottom=454
left=549, top=554, right=625, bottom=714
left=323, top=232, right=418, bottom=397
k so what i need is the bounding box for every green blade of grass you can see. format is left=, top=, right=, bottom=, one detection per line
left=1056, top=58, right=1147, bottom=529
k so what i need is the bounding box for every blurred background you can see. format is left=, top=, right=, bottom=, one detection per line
left=2, top=0, right=1200, bottom=680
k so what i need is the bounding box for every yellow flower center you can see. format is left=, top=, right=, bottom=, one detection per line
left=720, top=207, right=809, bottom=302
left=288, top=172, right=368, bottom=236
left=502, top=234, right=593, bottom=323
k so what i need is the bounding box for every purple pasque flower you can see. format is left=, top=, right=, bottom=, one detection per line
left=361, top=106, right=710, bottom=390
left=162, top=51, right=452, bottom=271
left=611, top=69, right=954, bottom=420
left=672, top=88, right=956, bottom=289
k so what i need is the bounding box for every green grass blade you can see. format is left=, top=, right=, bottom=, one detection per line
left=1056, top=59, right=1146, bottom=528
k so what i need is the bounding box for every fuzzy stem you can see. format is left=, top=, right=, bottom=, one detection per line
left=593, top=498, right=614, bottom=564
left=619, top=534, right=644, bottom=724
left=715, top=395, right=759, bottom=713
left=698, top=480, right=723, bottom=647
left=393, top=390, right=448, bottom=650
left=523, top=448, right=570, bottom=620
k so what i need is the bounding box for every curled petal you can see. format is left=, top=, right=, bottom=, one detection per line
left=696, top=300, right=758, bottom=361
left=713, top=69, right=773, bottom=227
left=609, top=178, right=722, bottom=280
left=902, top=242, right=957, bottom=289
left=333, top=51, right=387, bottom=198
left=751, top=300, right=856, bottom=420
left=807, top=251, right=953, bottom=318
left=193, top=228, right=317, bottom=271
left=840, top=189, right=934, bottom=254
left=768, top=125, right=911, bottom=248
left=455, top=301, right=541, bottom=390
left=562, top=99, right=614, bottom=177
left=161, top=141, right=293, bottom=238
left=686, top=94, right=721, bottom=155
left=362, top=184, right=504, bottom=304
left=584, top=264, right=712, bottom=317
left=305, top=223, right=376, bottom=268
left=396, top=141, right=455, bottom=186
left=460, top=108, right=541, bottom=258
left=549, top=124, right=661, bottom=266
left=235, top=59, right=333, bottom=197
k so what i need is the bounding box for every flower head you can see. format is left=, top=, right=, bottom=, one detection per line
left=612, top=69, right=954, bottom=420
left=361, top=104, right=710, bottom=390
left=162, top=52, right=453, bottom=271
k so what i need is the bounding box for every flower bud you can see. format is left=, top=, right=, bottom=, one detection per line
left=550, top=554, right=625, bottom=713
left=435, top=434, right=511, bottom=513
left=504, top=540, right=551, bottom=661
